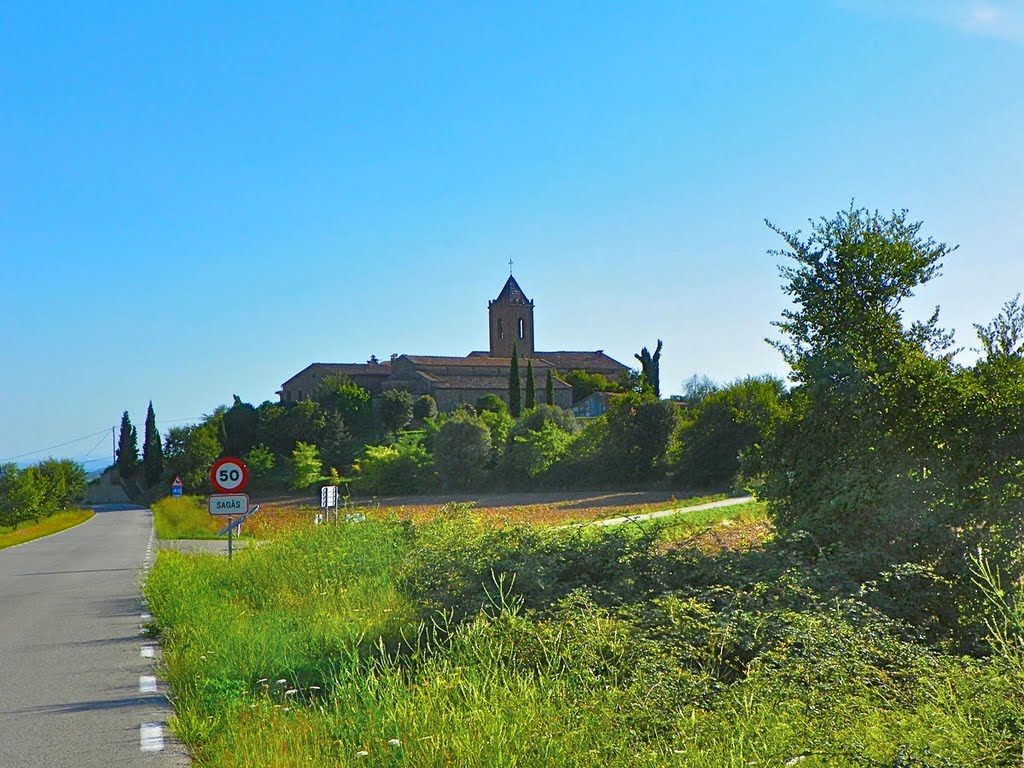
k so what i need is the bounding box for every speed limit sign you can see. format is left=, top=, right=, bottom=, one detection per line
left=210, top=457, right=249, bottom=493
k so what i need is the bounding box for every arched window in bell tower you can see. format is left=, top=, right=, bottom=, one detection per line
left=518, top=318, right=525, bottom=340
left=498, top=318, right=504, bottom=339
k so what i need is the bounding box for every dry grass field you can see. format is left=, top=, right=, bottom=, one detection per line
left=251, top=489, right=729, bottom=533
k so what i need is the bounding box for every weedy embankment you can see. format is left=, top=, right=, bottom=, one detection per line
left=145, top=503, right=1024, bottom=767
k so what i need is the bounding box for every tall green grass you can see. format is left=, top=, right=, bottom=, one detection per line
left=145, top=508, right=1024, bottom=767
left=153, top=495, right=230, bottom=539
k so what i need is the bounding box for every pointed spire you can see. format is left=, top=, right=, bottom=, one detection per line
left=494, top=274, right=530, bottom=305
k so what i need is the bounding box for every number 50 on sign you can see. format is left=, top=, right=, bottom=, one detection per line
left=210, top=457, right=249, bottom=493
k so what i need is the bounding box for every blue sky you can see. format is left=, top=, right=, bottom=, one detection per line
left=2, top=1, right=1022, bottom=467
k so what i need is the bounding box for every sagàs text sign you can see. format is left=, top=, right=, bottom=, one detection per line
left=209, top=493, right=249, bottom=516
left=210, top=457, right=249, bottom=493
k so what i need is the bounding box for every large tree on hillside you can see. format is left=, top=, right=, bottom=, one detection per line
left=116, top=411, right=139, bottom=477
left=142, top=401, right=164, bottom=487
left=509, top=345, right=522, bottom=417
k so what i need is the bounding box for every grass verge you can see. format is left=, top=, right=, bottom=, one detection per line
left=153, top=495, right=232, bottom=539
left=145, top=506, right=1024, bottom=767
left=0, top=508, right=94, bottom=550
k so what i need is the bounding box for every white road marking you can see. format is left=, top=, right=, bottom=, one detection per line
left=139, top=675, right=157, bottom=693
left=141, top=646, right=156, bottom=659
left=140, top=722, right=164, bottom=752
left=140, top=612, right=152, bottom=622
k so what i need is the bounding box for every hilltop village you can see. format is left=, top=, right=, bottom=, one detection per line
left=277, top=274, right=630, bottom=412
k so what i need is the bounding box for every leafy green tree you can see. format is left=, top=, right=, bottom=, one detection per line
left=314, top=375, right=373, bottom=440
left=634, top=340, right=663, bottom=398
left=413, top=394, right=438, bottom=423
left=116, top=411, right=139, bottom=477
left=605, top=394, right=677, bottom=483
left=509, top=345, right=522, bottom=417
left=433, top=411, right=493, bottom=491
left=256, top=399, right=323, bottom=458
left=352, top=434, right=434, bottom=495
left=759, top=205, right=975, bottom=630
left=316, top=410, right=356, bottom=475
left=525, top=360, right=536, bottom=410
left=562, top=369, right=622, bottom=403
left=475, top=394, right=507, bottom=415
left=478, top=408, right=514, bottom=464
left=35, top=458, right=87, bottom=512
left=508, top=404, right=579, bottom=440
left=222, top=396, right=259, bottom=458
left=291, top=441, right=322, bottom=489
left=142, top=401, right=164, bottom=487
left=670, top=375, right=784, bottom=489
left=243, top=443, right=275, bottom=479
left=380, top=389, right=414, bottom=436
left=545, top=370, right=555, bottom=406
left=164, top=423, right=222, bottom=492
left=680, top=374, right=719, bottom=404
left=504, top=421, right=574, bottom=484
left=0, top=463, right=42, bottom=528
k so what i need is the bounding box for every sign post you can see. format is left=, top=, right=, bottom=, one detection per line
left=320, top=485, right=338, bottom=525
left=209, top=458, right=250, bottom=559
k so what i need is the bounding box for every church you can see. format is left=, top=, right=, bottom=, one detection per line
left=277, top=274, right=630, bottom=411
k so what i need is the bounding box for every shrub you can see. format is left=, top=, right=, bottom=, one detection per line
left=291, top=442, right=323, bottom=489
left=412, top=394, right=438, bottom=422
left=352, top=433, right=434, bottom=495
left=433, top=411, right=492, bottom=490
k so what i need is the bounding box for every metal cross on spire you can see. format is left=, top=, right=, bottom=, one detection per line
left=508, top=255, right=514, bottom=275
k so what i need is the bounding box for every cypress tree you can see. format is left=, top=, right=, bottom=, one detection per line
left=545, top=370, right=555, bottom=406
left=525, top=360, right=536, bottom=410
left=116, top=411, right=139, bottom=476
left=509, top=345, right=522, bottom=417
left=142, top=401, right=164, bottom=487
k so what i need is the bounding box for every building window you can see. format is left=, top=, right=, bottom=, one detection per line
left=498, top=318, right=504, bottom=339
left=518, top=318, right=525, bottom=339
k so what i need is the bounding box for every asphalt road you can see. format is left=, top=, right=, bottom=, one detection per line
left=0, top=505, right=188, bottom=768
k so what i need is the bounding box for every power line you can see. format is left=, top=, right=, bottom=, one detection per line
left=76, top=431, right=114, bottom=466
left=0, top=428, right=112, bottom=463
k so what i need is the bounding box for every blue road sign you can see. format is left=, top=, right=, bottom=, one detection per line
left=171, top=485, right=183, bottom=497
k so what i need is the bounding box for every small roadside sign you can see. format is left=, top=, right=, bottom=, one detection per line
left=171, top=476, right=184, bottom=498
left=209, top=493, right=249, bottom=516
left=210, top=457, right=248, bottom=493
left=321, top=485, right=338, bottom=508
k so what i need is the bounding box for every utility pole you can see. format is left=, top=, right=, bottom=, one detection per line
left=112, top=426, right=116, bottom=467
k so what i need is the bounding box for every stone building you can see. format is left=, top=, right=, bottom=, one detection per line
left=278, top=275, right=630, bottom=410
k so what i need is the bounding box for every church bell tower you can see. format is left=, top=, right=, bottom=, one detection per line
left=489, top=274, right=535, bottom=357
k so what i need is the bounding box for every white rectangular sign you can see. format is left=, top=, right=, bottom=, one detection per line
left=209, top=493, right=249, bottom=516
left=321, top=485, right=338, bottom=508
